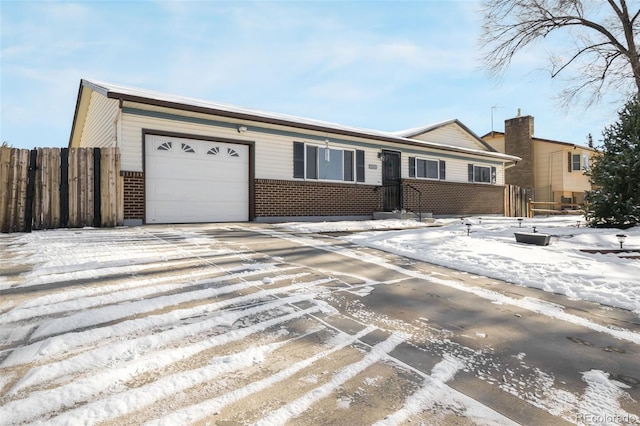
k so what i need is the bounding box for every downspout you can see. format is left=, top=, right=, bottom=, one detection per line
left=504, top=161, right=518, bottom=169
left=114, top=108, right=122, bottom=148
left=115, top=99, right=123, bottom=148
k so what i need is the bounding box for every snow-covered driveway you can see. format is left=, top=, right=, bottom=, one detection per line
left=1, top=223, right=638, bottom=425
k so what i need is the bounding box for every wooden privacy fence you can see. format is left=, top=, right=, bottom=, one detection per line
left=527, top=199, right=585, bottom=218
left=0, top=147, right=123, bottom=233
left=504, top=184, right=533, bottom=217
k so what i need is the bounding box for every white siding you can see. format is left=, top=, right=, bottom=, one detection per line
left=119, top=103, right=503, bottom=186
left=77, top=91, right=119, bottom=148
left=120, top=106, right=382, bottom=185
left=121, top=112, right=247, bottom=172
left=410, top=123, right=487, bottom=151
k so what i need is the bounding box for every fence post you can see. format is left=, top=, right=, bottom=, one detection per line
left=60, top=148, right=69, bottom=228
left=93, top=147, right=101, bottom=227
left=0, top=147, right=10, bottom=232
left=24, top=150, right=38, bottom=233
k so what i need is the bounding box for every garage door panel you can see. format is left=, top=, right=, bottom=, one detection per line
left=148, top=201, right=248, bottom=223
left=148, top=181, right=249, bottom=202
left=145, top=135, right=249, bottom=224
left=146, top=158, right=247, bottom=180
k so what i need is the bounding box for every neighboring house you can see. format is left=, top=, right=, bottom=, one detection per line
left=482, top=112, right=595, bottom=206
left=69, top=79, right=520, bottom=225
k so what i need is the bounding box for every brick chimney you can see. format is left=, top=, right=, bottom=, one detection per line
left=504, top=111, right=534, bottom=189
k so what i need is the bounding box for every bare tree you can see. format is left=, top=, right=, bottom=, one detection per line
left=480, top=0, right=640, bottom=108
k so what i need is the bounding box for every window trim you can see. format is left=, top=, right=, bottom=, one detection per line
left=468, top=163, right=497, bottom=184
left=408, top=156, right=446, bottom=181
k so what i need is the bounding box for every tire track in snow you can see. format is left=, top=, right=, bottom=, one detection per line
left=145, top=325, right=379, bottom=426
left=1, top=305, right=326, bottom=425
left=5, top=294, right=325, bottom=393
left=253, top=332, right=407, bottom=426
left=38, top=340, right=293, bottom=425
left=26, top=270, right=317, bottom=341
left=1, top=275, right=332, bottom=368
left=1, top=227, right=248, bottom=293
left=0, top=265, right=301, bottom=325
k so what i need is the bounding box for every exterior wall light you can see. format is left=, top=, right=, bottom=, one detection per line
left=237, top=125, right=248, bottom=133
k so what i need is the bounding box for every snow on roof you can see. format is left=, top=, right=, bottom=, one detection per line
left=480, top=131, right=596, bottom=152
left=80, top=79, right=520, bottom=162
left=391, top=119, right=460, bottom=137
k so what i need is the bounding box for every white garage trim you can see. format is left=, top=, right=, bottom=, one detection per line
left=145, top=133, right=250, bottom=224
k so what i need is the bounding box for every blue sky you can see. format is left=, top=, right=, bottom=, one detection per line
left=0, top=0, right=627, bottom=150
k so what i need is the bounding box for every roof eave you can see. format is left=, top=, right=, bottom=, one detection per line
left=96, top=83, right=520, bottom=162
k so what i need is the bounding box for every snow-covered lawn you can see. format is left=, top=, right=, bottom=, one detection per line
left=278, top=216, right=640, bottom=315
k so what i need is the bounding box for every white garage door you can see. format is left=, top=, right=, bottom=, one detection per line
left=145, top=135, right=249, bottom=224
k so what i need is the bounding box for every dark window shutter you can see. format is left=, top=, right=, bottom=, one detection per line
left=408, top=157, right=415, bottom=177
left=491, top=166, right=497, bottom=184
left=306, top=145, right=317, bottom=179
left=468, top=164, right=474, bottom=182
left=293, top=142, right=304, bottom=178
left=439, top=160, right=446, bottom=180
left=568, top=152, right=572, bottom=172
left=356, top=150, right=365, bottom=182
left=344, top=150, right=354, bottom=181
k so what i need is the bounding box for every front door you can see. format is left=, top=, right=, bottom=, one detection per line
left=382, top=150, right=401, bottom=211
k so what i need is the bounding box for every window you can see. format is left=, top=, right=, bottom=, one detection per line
left=319, top=147, right=344, bottom=180
left=572, top=154, right=581, bottom=171
left=181, top=143, right=195, bottom=153
left=293, top=142, right=364, bottom=182
left=569, top=152, right=588, bottom=172
left=468, top=164, right=497, bottom=184
left=157, top=141, right=172, bottom=151
left=408, top=157, right=446, bottom=180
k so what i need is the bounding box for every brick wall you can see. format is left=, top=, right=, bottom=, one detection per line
left=404, top=179, right=504, bottom=215
left=122, top=176, right=504, bottom=222
left=122, top=172, right=144, bottom=220
left=255, top=179, right=378, bottom=217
